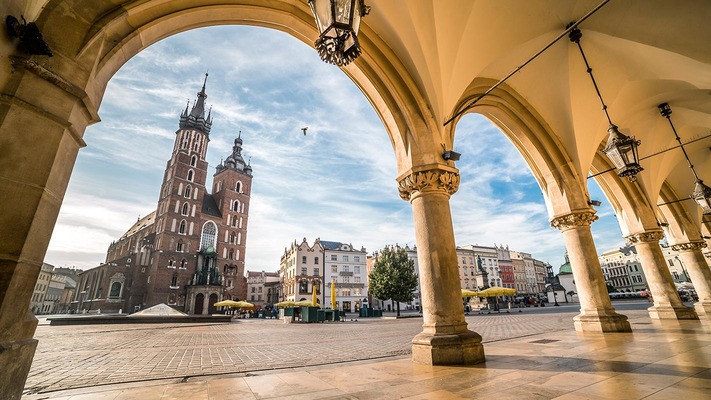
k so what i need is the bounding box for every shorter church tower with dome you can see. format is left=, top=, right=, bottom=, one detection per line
left=72, top=75, right=253, bottom=315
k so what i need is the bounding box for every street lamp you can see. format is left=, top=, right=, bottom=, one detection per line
left=308, top=0, right=371, bottom=66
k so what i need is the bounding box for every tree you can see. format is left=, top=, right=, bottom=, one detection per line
left=368, top=246, right=419, bottom=317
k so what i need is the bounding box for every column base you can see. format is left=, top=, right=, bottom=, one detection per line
left=648, top=305, right=699, bottom=320
left=412, top=330, right=485, bottom=365
left=694, top=301, right=711, bottom=317
left=574, top=309, right=631, bottom=332
left=0, top=338, right=38, bottom=400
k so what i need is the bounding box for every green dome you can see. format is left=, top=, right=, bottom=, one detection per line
left=559, top=262, right=572, bottom=274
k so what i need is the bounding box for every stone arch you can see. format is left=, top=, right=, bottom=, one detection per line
left=448, top=79, right=591, bottom=218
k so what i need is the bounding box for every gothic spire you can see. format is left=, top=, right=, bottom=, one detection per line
left=179, top=73, right=213, bottom=135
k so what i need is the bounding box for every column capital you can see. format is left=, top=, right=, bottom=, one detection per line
left=671, top=241, right=708, bottom=252
left=397, top=164, right=460, bottom=202
left=626, top=230, right=665, bottom=244
left=550, top=210, right=598, bottom=231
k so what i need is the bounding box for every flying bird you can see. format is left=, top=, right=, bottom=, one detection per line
left=301, top=127, right=308, bottom=136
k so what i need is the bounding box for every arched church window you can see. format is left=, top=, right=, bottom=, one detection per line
left=181, top=203, right=189, bottom=216
left=200, top=221, right=217, bottom=251
left=228, top=249, right=234, bottom=260
left=190, top=155, right=197, bottom=167
left=231, top=215, right=237, bottom=227
left=179, top=220, right=186, bottom=234
left=176, top=240, right=183, bottom=252
left=180, top=259, right=187, bottom=269
left=229, top=232, right=236, bottom=244
left=168, top=258, right=175, bottom=268
left=233, top=200, right=240, bottom=212
left=236, top=181, right=242, bottom=193
left=171, top=273, right=178, bottom=287
left=185, top=185, right=192, bottom=198
left=193, top=142, right=199, bottom=151
left=109, top=282, right=122, bottom=298
left=187, top=170, right=194, bottom=182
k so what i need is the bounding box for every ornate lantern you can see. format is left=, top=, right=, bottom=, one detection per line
left=602, top=124, right=643, bottom=181
left=569, top=26, right=643, bottom=182
left=692, top=180, right=711, bottom=214
left=308, top=0, right=370, bottom=66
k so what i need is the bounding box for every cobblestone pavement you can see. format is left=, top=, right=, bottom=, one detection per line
left=24, top=308, right=651, bottom=395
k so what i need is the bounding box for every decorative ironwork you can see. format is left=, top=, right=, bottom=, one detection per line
left=308, top=0, right=370, bottom=66
left=5, top=15, right=52, bottom=56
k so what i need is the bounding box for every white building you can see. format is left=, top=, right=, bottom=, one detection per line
left=458, top=245, right=501, bottom=288
left=322, top=241, right=368, bottom=312
left=599, top=245, right=647, bottom=292
left=279, top=238, right=322, bottom=304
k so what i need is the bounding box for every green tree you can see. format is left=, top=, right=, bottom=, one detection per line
left=368, top=246, right=419, bottom=317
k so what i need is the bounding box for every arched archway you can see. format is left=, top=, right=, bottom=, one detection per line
left=194, top=293, right=205, bottom=315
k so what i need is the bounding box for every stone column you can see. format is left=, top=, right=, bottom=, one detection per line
left=0, top=58, right=93, bottom=399
left=398, top=164, right=485, bottom=365
left=672, top=242, right=711, bottom=317
left=551, top=211, right=631, bottom=332
left=627, top=232, right=697, bottom=320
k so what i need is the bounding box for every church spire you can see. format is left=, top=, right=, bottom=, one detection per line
left=179, top=73, right=213, bottom=135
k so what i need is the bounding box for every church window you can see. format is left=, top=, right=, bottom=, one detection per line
left=168, top=258, right=175, bottom=268
left=190, top=155, right=197, bottom=167
left=199, top=221, right=218, bottom=251
left=179, top=220, right=186, bottom=234
left=185, top=185, right=192, bottom=198
left=181, top=203, right=189, bottom=216
left=236, top=181, right=242, bottom=193
left=233, top=200, right=240, bottom=212
left=109, top=282, right=122, bottom=298
left=177, top=241, right=183, bottom=252
left=231, top=216, right=237, bottom=227
left=171, top=273, right=178, bottom=287
left=193, top=142, right=199, bottom=152
left=230, top=232, right=236, bottom=244
left=187, top=170, right=194, bottom=182
left=229, top=249, right=234, bottom=260
left=180, top=259, right=187, bottom=269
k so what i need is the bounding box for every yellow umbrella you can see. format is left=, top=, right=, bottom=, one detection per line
left=295, top=300, right=315, bottom=307
left=232, top=301, right=254, bottom=308
left=331, top=282, right=337, bottom=310
left=461, top=289, right=479, bottom=298
left=478, top=286, right=517, bottom=297
left=311, top=285, right=319, bottom=308
left=274, top=300, right=297, bottom=308
left=214, top=300, right=242, bottom=307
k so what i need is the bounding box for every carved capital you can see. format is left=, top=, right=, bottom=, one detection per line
left=626, top=230, right=665, bottom=244
left=397, top=165, right=460, bottom=201
left=671, top=241, right=708, bottom=252
left=550, top=211, right=598, bottom=231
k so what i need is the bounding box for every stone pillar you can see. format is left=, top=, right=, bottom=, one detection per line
left=627, top=232, right=697, bottom=320
left=0, top=58, right=92, bottom=399
left=398, top=164, right=485, bottom=365
left=551, top=211, right=631, bottom=332
left=672, top=242, right=711, bottom=317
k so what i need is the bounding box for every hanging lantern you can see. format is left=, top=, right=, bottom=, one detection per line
left=692, top=180, right=711, bottom=214
left=602, top=124, right=643, bottom=181
left=308, top=0, right=370, bottom=66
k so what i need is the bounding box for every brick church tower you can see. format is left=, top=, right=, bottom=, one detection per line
left=145, top=74, right=251, bottom=313
left=75, top=74, right=253, bottom=315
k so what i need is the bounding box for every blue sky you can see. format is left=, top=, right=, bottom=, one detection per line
left=44, top=26, right=626, bottom=273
